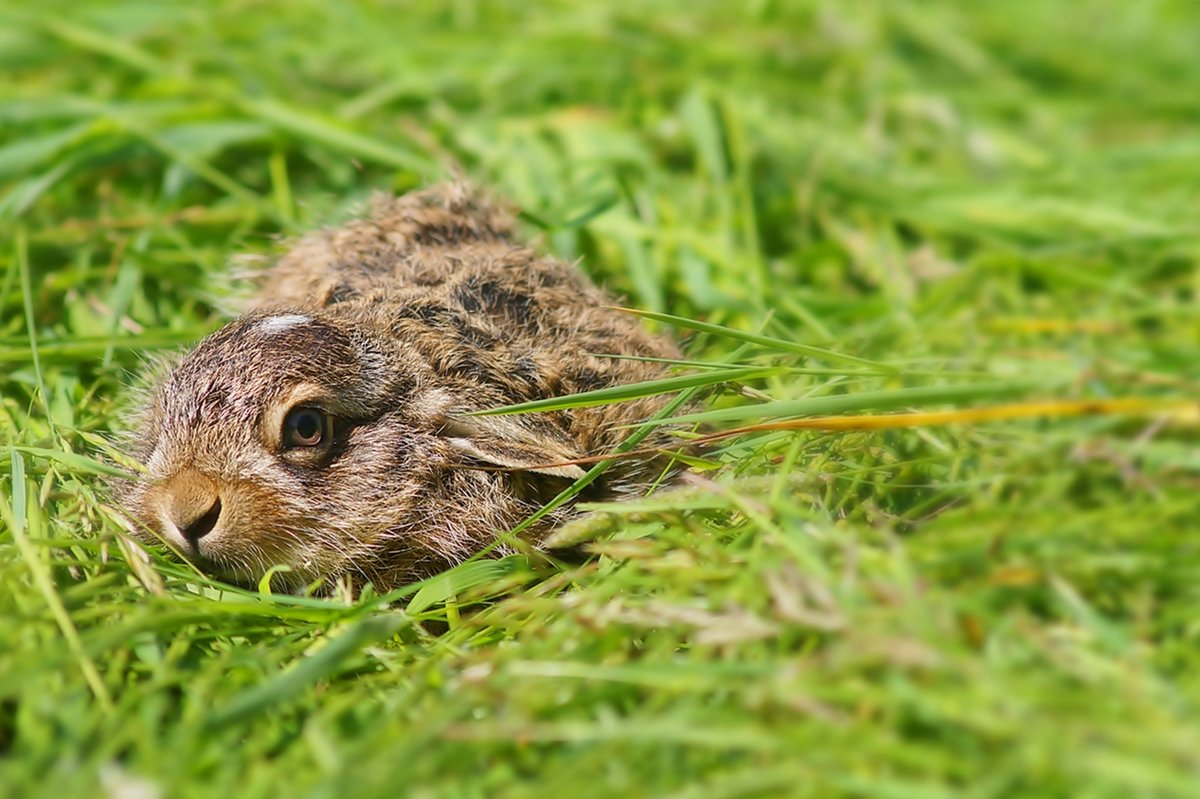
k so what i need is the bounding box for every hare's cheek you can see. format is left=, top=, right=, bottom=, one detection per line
left=207, top=482, right=303, bottom=551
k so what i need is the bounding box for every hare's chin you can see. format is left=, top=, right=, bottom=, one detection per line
left=192, top=556, right=296, bottom=589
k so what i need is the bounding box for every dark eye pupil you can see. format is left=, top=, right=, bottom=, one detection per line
left=286, top=409, right=325, bottom=446
left=295, top=413, right=319, bottom=439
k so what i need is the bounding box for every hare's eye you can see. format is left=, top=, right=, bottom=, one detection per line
left=283, top=407, right=329, bottom=448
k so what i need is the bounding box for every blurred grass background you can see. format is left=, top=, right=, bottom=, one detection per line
left=2, top=1, right=1200, bottom=797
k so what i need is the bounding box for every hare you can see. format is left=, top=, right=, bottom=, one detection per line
left=115, top=184, right=684, bottom=592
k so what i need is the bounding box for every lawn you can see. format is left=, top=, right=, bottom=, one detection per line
left=2, top=1, right=1200, bottom=797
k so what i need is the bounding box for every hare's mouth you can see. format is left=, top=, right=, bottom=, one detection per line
left=186, top=544, right=331, bottom=594
left=177, top=548, right=247, bottom=583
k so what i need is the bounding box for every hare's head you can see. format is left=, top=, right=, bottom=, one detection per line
left=114, top=309, right=588, bottom=591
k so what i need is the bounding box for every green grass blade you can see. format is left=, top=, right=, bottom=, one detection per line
left=4, top=446, right=134, bottom=479
left=4, top=449, right=113, bottom=711
left=468, top=366, right=783, bottom=416
left=16, top=228, right=56, bottom=439
left=652, top=380, right=1046, bottom=426
left=227, top=94, right=439, bottom=176
left=407, top=558, right=528, bottom=615
left=202, top=614, right=407, bottom=731
left=616, top=307, right=897, bottom=371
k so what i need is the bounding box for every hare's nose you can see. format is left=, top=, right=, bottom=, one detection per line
left=164, top=472, right=223, bottom=545
left=175, top=495, right=222, bottom=544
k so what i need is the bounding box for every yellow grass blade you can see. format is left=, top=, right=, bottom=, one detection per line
left=726, top=397, right=1197, bottom=435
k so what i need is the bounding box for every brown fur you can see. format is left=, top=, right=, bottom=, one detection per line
left=115, top=184, right=683, bottom=592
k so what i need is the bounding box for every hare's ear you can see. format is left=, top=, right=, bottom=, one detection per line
left=442, top=416, right=587, bottom=480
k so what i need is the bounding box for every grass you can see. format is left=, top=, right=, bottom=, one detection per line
left=2, top=0, right=1199, bottom=796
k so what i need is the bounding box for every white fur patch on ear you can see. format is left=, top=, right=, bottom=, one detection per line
left=256, top=314, right=311, bottom=335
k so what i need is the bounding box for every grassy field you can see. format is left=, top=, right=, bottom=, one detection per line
left=3, top=1, right=1200, bottom=796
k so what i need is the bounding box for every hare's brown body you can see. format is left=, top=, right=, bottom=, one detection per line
left=117, top=185, right=681, bottom=591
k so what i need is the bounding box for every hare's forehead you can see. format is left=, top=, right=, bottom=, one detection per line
left=161, top=314, right=345, bottom=408
left=205, top=312, right=351, bottom=365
